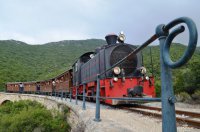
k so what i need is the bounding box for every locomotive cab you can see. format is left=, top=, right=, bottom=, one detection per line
left=72, top=52, right=94, bottom=86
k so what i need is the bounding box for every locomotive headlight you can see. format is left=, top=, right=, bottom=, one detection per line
left=119, top=35, right=125, bottom=41
left=118, top=31, right=126, bottom=43
left=140, top=67, right=147, bottom=74
left=113, top=77, right=118, bottom=82
left=145, top=76, right=149, bottom=80
left=113, top=67, right=121, bottom=75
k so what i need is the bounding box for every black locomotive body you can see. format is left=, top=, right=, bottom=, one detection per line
left=72, top=35, right=142, bottom=86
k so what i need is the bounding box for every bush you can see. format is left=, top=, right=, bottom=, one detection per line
left=192, top=90, right=200, bottom=103
left=155, top=80, right=161, bottom=97
left=176, top=92, right=192, bottom=103
left=0, top=100, right=71, bottom=132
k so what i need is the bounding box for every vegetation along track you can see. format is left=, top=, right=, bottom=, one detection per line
left=119, top=105, right=200, bottom=129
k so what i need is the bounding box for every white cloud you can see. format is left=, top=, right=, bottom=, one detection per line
left=36, top=30, right=91, bottom=44
left=0, top=30, right=92, bottom=44
left=0, top=32, right=37, bottom=44
left=0, top=0, right=199, bottom=45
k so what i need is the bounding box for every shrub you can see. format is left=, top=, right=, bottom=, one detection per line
left=0, top=100, right=71, bottom=132
left=176, top=92, right=192, bottom=103
left=192, top=90, right=200, bottom=103
left=155, top=80, right=161, bottom=97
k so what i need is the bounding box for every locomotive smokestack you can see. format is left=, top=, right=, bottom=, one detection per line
left=105, top=34, right=118, bottom=45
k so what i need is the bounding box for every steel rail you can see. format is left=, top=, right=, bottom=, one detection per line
left=134, top=105, right=200, bottom=118
left=120, top=106, right=200, bottom=129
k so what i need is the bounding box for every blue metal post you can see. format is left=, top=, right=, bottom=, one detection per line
left=156, top=17, right=198, bottom=132
left=76, top=86, right=78, bottom=105
left=61, top=91, right=63, bottom=100
left=65, top=90, right=67, bottom=101
left=70, top=88, right=72, bottom=102
left=94, top=74, right=101, bottom=122
left=82, top=83, right=86, bottom=110
left=156, top=25, right=177, bottom=132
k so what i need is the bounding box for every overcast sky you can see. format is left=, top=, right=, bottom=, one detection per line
left=0, top=0, right=199, bottom=45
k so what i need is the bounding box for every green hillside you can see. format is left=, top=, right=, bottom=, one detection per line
left=0, top=40, right=200, bottom=100
left=0, top=39, right=105, bottom=90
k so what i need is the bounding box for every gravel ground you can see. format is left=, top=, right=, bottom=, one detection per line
left=49, top=97, right=200, bottom=132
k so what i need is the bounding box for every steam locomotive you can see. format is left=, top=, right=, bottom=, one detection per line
left=6, top=32, right=155, bottom=105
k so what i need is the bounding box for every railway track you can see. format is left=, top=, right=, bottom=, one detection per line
left=119, top=105, right=200, bottom=129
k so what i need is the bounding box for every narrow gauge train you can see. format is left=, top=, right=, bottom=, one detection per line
left=6, top=33, right=155, bottom=105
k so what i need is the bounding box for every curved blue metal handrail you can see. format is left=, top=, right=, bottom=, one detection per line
left=163, top=17, right=198, bottom=68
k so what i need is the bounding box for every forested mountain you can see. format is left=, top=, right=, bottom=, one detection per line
left=0, top=39, right=200, bottom=99
left=0, top=39, right=105, bottom=90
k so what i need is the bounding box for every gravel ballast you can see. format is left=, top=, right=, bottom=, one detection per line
left=51, top=97, right=199, bottom=132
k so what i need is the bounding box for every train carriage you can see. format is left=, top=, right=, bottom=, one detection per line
left=54, top=69, right=73, bottom=94
left=6, top=83, right=20, bottom=93
left=23, top=82, right=37, bottom=93
left=39, top=80, right=52, bottom=94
